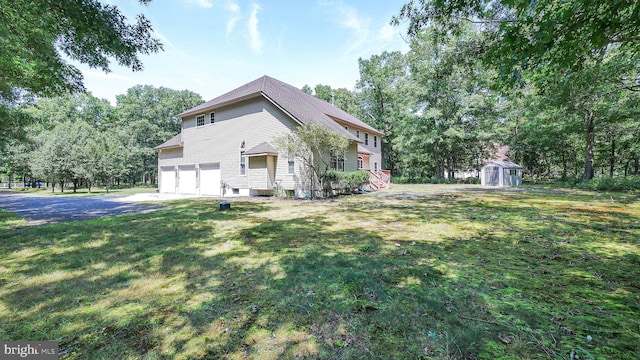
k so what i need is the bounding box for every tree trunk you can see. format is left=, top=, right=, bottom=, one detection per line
left=583, top=111, right=595, bottom=181
left=635, top=155, right=639, bottom=175
left=60, top=180, right=65, bottom=193
left=609, top=137, right=615, bottom=177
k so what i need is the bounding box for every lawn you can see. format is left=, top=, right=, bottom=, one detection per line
left=0, top=185, right=638, bottom=359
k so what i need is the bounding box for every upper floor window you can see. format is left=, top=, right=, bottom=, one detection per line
left=288, top=155, right=295, bottom=174
left=364, top=133, right=369, bottom=146
left=356, top=130, right=360, bottom=138
left=374, top=135, right=377, bottom=148
left=344, top=126, right=348, bottom=130
left=196, top=115, right=205, bottom=127
left=210, top=112, right=215, bottom=124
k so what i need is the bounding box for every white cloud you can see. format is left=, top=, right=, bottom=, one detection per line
left=184, top=0, right=213, bottom=8
left=225, top=0, right=241, bottom=35
left=319, top=1, right=370, bottom=54
left=248, top=3, right=263, bottom=54
left=378, top=23, right=396, bottom=41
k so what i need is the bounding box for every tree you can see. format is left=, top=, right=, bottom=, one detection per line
left=356, top=51, right=408, bottom=175
left=275, top=123, right=350, bottom=197
left=393, top=0, right=640, bottom=180
left=0, top=0, right=162, bottom=99
left=115, top=85, right=204, bottom=184
left=0, top=0, right=162, bottom=144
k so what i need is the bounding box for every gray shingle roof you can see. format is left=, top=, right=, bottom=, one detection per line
left=244, top=142, right=278, bottom=156
left=485, top=160, right=521, bottom=169
left=154, top=133, right=182, bottom=150
left=176, top=75, right=382, bottom=142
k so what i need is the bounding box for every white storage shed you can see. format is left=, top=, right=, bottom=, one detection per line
left=481, top=161, right=522, bottom=186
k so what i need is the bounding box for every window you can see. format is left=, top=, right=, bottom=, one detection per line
left=356, top=130, right=360, bottom=138
left=287, top=155, right=295, bottom=174
left=364, top=133, right=369, bottom=145
left=374, top=162, right=378, bottom=172
left=344, top=126, right=348, bottom=130
left=210, top=112, right=215, bottom=124
left=240, top=141, right=246, bottom=150
left=240, top=152, right=246, bottom=175
left=332, top=154, right=345, bottom=171
left=357, top=156, right=363, bottom=169
left=196, top=115, right=205, bottom=127
left=374, top=136, right=377, bottom=148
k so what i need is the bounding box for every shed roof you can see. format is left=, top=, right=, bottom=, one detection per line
left=176, top=75, right=381, bottom=142
left=484, top=160, right=522, bottom=169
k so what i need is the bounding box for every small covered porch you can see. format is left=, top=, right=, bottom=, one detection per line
left=244, top=142, right=278, bottom=195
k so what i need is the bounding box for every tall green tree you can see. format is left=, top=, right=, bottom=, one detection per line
left=394, top=0, right=640, bottom=180
left=115, top=85, right=204, bottom=184
left=356, top=51, right=408, bottom=175
left=0, top=0, right=162, bottom=145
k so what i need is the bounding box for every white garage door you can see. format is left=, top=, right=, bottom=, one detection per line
left=178, top=165, right=196, bottom=194
left=160, top=167, right=176, bottom=193
left=199, top=163, right=221, bottom=196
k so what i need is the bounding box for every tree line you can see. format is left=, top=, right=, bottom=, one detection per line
left=1, top=87, right=203, bottom=191
left=1, top=0, right=639, bottom=189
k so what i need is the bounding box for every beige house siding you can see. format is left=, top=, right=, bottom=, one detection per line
left=158, top=96, right=303, bottom=195
left=342, top=125, right=382, bottom=171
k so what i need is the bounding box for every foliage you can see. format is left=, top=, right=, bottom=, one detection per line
left=1, top=185, right=638, bottom=359
left=0, top=0, right=161, bottom=99
left=578, top=176, right=640, bottom=192
left=393, top=0, right=640, bottom=181
left=115, top=85, right=204, bottom=184
left=0, top=0, right=162, bottom=144
left=275, top=123, right=350, bottom=197
left=393, top=176, right=480, bottom=184
left=1, top=87, right=202, bottom=190
left=325, top=170, right=371, bottom=194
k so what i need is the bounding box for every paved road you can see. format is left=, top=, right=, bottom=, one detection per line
left=0, top=191, right=165, bottom=226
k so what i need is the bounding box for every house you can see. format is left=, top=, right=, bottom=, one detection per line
left=154, top=75, right=385, bottom=197
left=480, top=161, right=522, bottom=186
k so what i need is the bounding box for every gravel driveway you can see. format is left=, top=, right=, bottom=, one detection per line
left=0, top=190, right=173, bottom=226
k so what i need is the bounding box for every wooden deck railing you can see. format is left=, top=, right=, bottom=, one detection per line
left=369, top=170, right=391, bottom=190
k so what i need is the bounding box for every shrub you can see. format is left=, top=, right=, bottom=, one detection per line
left=579, top=176, right=640, bottom=192
left=325, top=170, right=371, bottom=195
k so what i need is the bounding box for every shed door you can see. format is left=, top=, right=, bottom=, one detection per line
left=160, top=167, right=176, bottom=193
left=484, top=166, right=499, bottom=186
left=178, top=165, right=196, bottom=194
left=199, top=163, right=221, bottom=196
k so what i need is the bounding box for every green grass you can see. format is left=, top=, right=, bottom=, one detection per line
left=1, top=185, right=639, bottom=359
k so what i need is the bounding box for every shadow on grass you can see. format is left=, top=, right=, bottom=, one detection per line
left=1, top=191, right=638, bottom=359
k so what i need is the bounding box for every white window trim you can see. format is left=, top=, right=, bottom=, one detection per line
left=196, top=114, right=205, bottom=127
left=240, top=149, right=246, bottom=176
left=364, top=133, right=369, bottom=146
left=287, top=155, right=295, bottom=174
left=210, top=112, right=215, bottom=124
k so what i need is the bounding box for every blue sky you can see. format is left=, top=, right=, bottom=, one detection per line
left=75, top=0, right=410, bottom=104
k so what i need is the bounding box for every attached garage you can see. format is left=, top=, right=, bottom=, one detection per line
left=199, top=163, right=221, bottom=196
left=160, top=167, right=176, bottom=193
left=178, top=165, right=197, bottom=194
